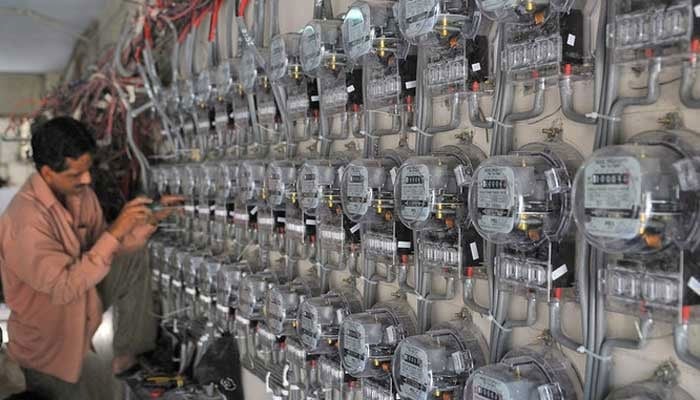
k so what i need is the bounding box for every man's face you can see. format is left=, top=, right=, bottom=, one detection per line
left=40, top=153, right=93, bottom=198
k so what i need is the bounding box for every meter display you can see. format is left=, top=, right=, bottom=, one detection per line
left=397, top=0, right=482, bottom=45
left=470, top=141, right=582, bottom=249
left=393, top=319, right=489, bottom=400
left=396, top=145, right=485, bottom=230
left=297, top=159, right=345, bottom=215
left=264, top=276, right=321, bottom=336
left=237, top=160, right=267, bottom=204
left=339, top=301, right=417, bottom=378
left=464, top=342, right=583, bottom=400
left=573, top=130, right=700, bottom=254
left=266, top=160, right=298, bottom=209
left=300, top=20, right=344, bottom=77
left=297, top=288, right=364, bottom=354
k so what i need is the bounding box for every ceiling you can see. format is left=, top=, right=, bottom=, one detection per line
left=0, top=0, right=107, bottom=74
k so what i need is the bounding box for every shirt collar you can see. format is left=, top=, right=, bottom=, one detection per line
left=29, top=172, right=60, bottom=209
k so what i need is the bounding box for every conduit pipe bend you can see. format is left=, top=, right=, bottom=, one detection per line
left=680, top=58, right=700, bottom=109
left=462, top=267, right=490, bottom=315
left=549, top=289, right=584, bottom=352
left=467, top=86, right=494, bottom=129
left=501, top=78, right=546, bottom=153
left=559, top=66, right=597, bottom=125
left=674, top=306, right=700, bottom=369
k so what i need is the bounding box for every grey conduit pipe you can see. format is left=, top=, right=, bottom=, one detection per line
left=467, top=91, right=494, bottom=129
left=495, top=292, right=538, bottom=361
left=559, top=74, right=597, bottom=125
left=680, top=59, right=700, bottom=109
left=462, top=270, right=490, bottom=315
left=549, top=296, right=584, bottom=352
left=603, top=58, right=662, bottom=146
left=674, top=308, right=700, bottom=369
left=500, top=78, right=546, bottom=153
left=596, top=317, right=654, bottom=400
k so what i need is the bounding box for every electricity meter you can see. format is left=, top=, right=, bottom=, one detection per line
left=238, top=48, right=258, bottom=94
left=169, top=250, right=190, bottom=317
left=197, top=259, right=220, bottom=319
left=608, top=0, right=694, bottom=64
left=211, top=162, right=238, bottom=255
left=300, top=20, right=344, bottom=78
left=185, top=255, right=206, bottom=319
left=396, top=144, right=486, bottom=231
left=393, top=319, right=489, bottom=400
left=265, top=276, right=322, bottom=337
left=573, top=130, right=700, bottom=254
left=319, top=355, right=360, bottom=394
left=238, top=270, right=286, bottom=321
left=297, top=288, right=364, bottom=354
left=341, top=157, right=399, bottom=223
left=297, top=159, right=347, bottom=216
left=501, top=14, right=562, bottom=82
left=397, top=0, right=482, bottom=45
left=266, top=160, right=298, bottom=209
left=604, top=362, right=694, bottom=400
left=194, top=69, right=212, bottom=110
left=342, top=1, right=408, bottom=64
left=194, top=164, right=218, bottom=249
left=214, top=262, right=253, bottom=330
left=470, top=141, right=582, bottom=249
left=339, top=301, right=417, bottom=378
left=464, top=342, right=583, bottom=400
left=476, top=0, right=573, bottom=24
left=178, top=78, right=196, bottom=113
left=238, top=160, right=267, bottom=204
left=160, top=245, right=177, bottom=314
left=149, top=239, right=165, bottom=290
left=255, top=322, right=286, bottom=366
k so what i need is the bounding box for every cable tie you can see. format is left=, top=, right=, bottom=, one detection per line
left=255, top=123, right=279, bottom=134
left=410, top=126, right=434, bottom=137
left=487, top=314, right=513, bottom=332
left=485, top=117, right=513, bottom=128
left=585, top=112, right=620, bottom=122
left=576, top=346, right=613, bottom=362
left=359, top=129, right=380, bottom=139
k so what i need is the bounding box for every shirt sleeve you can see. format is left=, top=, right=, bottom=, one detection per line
left=4, top=222, right=120, bottom=305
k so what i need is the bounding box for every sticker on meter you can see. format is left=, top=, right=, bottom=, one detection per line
left=472, top=374, right=511, bottom=400
left=344, top=165, right=370, bottom=216
left=583, top=156, right=642, bottom=239
left=299, top=304, right=320, bottom=348
left=299, top=167, right=320, bottom=210
left=301, top=26, right=322, bottom=73
left=269, top=35, right=287, bottom=81
left=398, top=343, right=430, bottom=399
left=344, top=4, right=371, bottom=60
left=402, top=0, right=438, bottom=39
left=267, top=168, right=284, bottom=206
left=341, top=321, right=367, bottom=372
left=476, top=166, right=515, bottom=233
left=399, top=164, right=430, bottom=222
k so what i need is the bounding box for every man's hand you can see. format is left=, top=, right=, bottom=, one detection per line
left=108, top=197, right=153, bottom=241
left=148, top=194, right=186, bottom=225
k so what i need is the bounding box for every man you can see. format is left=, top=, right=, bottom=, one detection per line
left=0, top=117, right=180, bottom=399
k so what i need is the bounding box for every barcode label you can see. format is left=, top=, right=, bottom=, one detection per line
left=552, top=264, right=568, bottom=281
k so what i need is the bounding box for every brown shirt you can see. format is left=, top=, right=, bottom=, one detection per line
left=0, top=173, right=153, bottom=383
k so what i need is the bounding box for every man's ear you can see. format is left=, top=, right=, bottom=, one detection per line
left=39, top=165, right=54, bottom=183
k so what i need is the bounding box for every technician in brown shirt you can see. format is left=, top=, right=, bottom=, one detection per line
left=0, top=117, right=180, bottom=399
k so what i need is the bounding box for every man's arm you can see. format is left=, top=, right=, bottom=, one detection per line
left=5, top=221, right=120, bottom=305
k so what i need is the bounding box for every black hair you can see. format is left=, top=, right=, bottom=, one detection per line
left=30, top=116, right=97, bottom=172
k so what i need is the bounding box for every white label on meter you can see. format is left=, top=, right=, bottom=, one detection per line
left=399, top=164, right=430, bottom=222
left=403, top=0, right=438, bottom=39
left=341, top=321, right=367, bottom=372
left=552, top=264, right=568, bottom=281
left=344, top=165, right=370, bottom=217
left=398, top=343, right=430, bottom=399
left=584, top=157, right=642, bottom=239
left=476, top=166, right=515, bottom=233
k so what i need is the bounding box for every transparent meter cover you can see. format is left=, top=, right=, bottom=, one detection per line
left=197, top=258, right=220, bottom=297
left=266, top=160, right=298, bottom=208
left=268, top=33, right=292, bottom=82
left=297, top=287, right=364, bottom=354
left=238, top=270, right=284, bottom=320
left=238, top=48, right=258, bottom=93
left=181, top=164, right=201, bottom=198
left=469, top=141, right=582, bottom=249
left=397, top=0, right=482, bottom=45
left=264, top=277, right=321, bottom=336
left=604, top=380, right=694, bottom=400
left=342, top=1, right=403, bottom=63
left=237, top=160, right=267, bottom=204
left=300, top=20, right=344, bottom=77
left=573, top=130, right=700, bottom=254
left=393, top=319, right=489, bottom=400
left=297, top=159, right=346, bottom=216
left=341, top=158, right=398, bottom=222
left=396, top=145, right=485, bottom=230
left=185, top=255, right=206, bottom=289
left=465, top=342, right=583, bottom=400
left=215, top=262, right=252, bottom=309
left=477, top=0, right=573, bottom=24
left=215, top=162, right=239, bottom=203
left=339, top=300, right=417, bottom=378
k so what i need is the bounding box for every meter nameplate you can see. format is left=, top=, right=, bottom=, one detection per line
left=583, top=157, right=642, bottom=239
left=300, top=303, right=320, bottom=348
left=301, top=26, right=322, bottom=73
left=398, top=343, right=430, bottom=400
left=267, top=167, right=284, bottom=206
left=472, top=374, right=512, bottom=400
left=476, top=166, right=515, bottom=234
left=345, top=165, right=370, bottom=216
left=269, top=35, right=287, bottom=81
left=300, top=167, right=319, bottom=210
left=403, top=0, right=438, bottom=39
left=345, top=4, right=371, bottom=60
left=267, top=291, right=287, bottom=331
left=342, top=320, right=367, bottom=372
left=400, top=165, right=430, bottom=222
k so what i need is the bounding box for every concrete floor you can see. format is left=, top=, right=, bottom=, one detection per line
left=0, top=307, right=124, bottom=399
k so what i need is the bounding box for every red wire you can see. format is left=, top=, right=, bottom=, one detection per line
left=208, top=0, right=223, bottom=42
left=238, top=0, right=250, bottom=17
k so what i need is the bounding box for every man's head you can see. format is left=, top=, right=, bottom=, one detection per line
left=31, top=116, right=97, bottom=198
